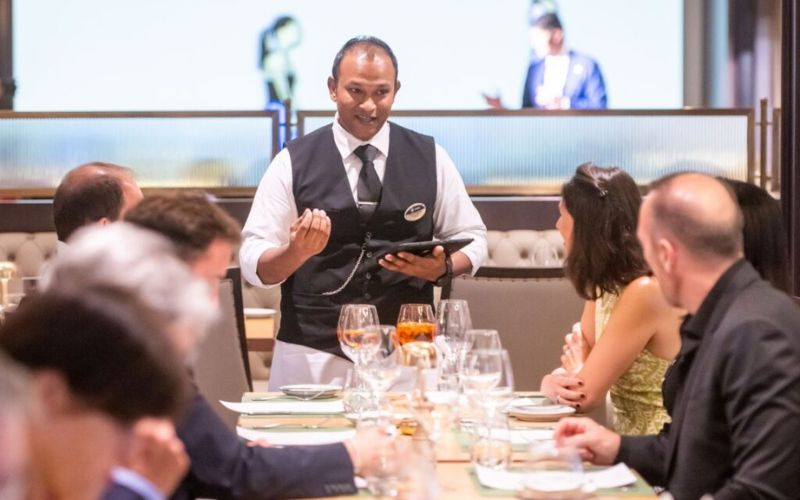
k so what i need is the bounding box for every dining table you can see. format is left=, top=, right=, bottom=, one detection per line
left=234, top=391, right=658, bottom=499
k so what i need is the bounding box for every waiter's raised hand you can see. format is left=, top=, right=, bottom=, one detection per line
left=379, top=245, right=446, bottom=282
left=289, top=208, right=331, bottom=259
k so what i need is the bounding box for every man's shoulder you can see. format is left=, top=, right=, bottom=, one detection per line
left=388, top=121, right=435, bottom=146
left=714, top=281, right=800, bottom=342
left=568, top=50, right=601, bottom=69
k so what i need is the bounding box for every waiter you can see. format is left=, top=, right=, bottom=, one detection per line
left=240, top=36, right=487, bottom=389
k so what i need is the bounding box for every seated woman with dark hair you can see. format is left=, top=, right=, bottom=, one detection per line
left=0, top=289, right=187, bottom=500
left=540, top=163, right=682, bottom=435
left=720, top=178, right=790, bottom=292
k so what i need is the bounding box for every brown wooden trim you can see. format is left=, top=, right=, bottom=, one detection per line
left=0, top=110, right=280, bottom=119
left=0, top=0, right=11, bottom=109
left=297, top=108, right=754, bottom=120
left=472, top=267, right=565, bottom=279
left=781, top=0, right=800, bottom=296
left=246, top=338, right=275, bottom=352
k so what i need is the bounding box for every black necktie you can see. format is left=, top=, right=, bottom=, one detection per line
left=353, top=144, right=382, bottom=220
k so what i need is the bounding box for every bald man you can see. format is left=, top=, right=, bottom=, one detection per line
left=53, top=162, right=144, bottom=243
left=553, top=173, right=800, bottom=499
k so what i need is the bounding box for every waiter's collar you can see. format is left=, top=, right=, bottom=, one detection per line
left=332, top=113, right=390, bottom=161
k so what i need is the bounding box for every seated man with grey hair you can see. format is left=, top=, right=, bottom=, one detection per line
left=41, top=222, right=218, bottom=499
left=123, top=191, right=393, bottom=499
left=1, top=224, right=200, bottom=500
left=0, top=354, right=28, bottom=500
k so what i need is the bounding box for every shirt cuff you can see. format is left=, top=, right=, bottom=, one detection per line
left=111, top=467, right=165, bottom=500
left=239, top=240, right=280, bottom=288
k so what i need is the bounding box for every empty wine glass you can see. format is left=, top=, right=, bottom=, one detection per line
left=484, top=349, right=515, bottom=417
left=522, top=442, right=588, bottom=499
left=465, top=329, right=502, bottom=352
left=462, top=350, right=503, bottom=396
left=361, top=325, right=401, bottom=406
left=337, top=304, right=380, bottom=365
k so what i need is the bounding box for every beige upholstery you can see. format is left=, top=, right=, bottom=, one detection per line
left=0, top=232, right=58, bottom=291
left=485, top=230, right=565, bottom=267
left=450, top=271, right=583, bottom=391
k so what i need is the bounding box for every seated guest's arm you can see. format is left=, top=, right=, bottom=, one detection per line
left=542, top=277, right=680, bottom=411
left=177, top=391, right=358, bottom=499
left=712, top=321, right=800, bottom=499
left=556, top=417, right=671, bottom=488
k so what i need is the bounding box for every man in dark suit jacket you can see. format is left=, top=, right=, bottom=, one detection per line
left=554, top=173, right=800, bottom=499
left=103, top=192, right=391, bottom=499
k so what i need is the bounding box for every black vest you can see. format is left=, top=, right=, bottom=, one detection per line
left=280, top=122, right=437, bottom=357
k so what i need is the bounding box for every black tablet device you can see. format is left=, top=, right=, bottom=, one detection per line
left=370, top=237, right=474, bottom=261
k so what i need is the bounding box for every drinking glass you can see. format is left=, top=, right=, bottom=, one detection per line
left=483, top=350, right=515, bottom=417
left=465, top=329, right=502, bottom=352
left=563, top=322, right=585, bottom=374
left=397, top=303, right=437, bottom=367
left=360, top=325, right=401, bottom=404
left=461, top=350, right=503, bottom=396
left=341, top=368, right=375, bottom=416
left=469, top=413, right=513, bottom=470
left=337, top=304, right=380, bottom=364
left=521, top=442, right=588, bottom=499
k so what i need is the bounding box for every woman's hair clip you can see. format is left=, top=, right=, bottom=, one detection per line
left=598, top=188, right=608, bottom=199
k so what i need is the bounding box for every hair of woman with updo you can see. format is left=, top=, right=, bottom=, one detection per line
left=562, top=162, right=649, bottom=300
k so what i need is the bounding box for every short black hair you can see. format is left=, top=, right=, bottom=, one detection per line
left=0, top=290, right=187, bottom=424
left=53, top=162, right=133, bottom=242
left=532, top=13, right=562, bottom=30
left=331, top=36, right=398, bottom=82
left=562, top=163, right=649, bottom=300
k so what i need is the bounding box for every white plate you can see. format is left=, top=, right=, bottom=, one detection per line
left=279, top=384, right=342, bottom=399
left=509, top=404, right=576, bottom=422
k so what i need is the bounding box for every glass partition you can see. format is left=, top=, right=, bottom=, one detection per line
left=298, top=110, right=753, bottom=194
left=0, top=111, right=279, bottom=196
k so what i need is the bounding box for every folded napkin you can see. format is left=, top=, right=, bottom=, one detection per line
left=221, top=400, right=345, bottom=415
left=237, top=426, right=355, bottom=445
left=475, top=463, right=638, bottom=491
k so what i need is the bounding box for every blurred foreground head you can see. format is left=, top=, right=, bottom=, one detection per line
left=40, top=222, right=218, bottom=358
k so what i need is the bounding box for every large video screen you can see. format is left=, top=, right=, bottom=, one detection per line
left=13, top=0, right=682, bottom=111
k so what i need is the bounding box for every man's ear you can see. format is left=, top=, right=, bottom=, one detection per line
left=97, top=217, right=111, bottom=227
left=656, top=238, right=676, bottom=274
left=31, top=370, right=72, bottom=415
left=394, top=80, right=401, bottom=94
left=327, top=77, right=337, bottom=102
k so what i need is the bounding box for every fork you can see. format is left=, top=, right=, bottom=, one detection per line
left=250, top=418, right=333, bottom=430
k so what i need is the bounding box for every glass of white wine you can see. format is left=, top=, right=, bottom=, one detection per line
left=337, top=304, right=380, bottom=365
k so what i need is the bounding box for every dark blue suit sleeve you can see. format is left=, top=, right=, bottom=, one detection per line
left=571, top=61, right=607, bottom=109
left=175, top=392, right=356, bottom=499
left=521, top=63, right=534, bottom=108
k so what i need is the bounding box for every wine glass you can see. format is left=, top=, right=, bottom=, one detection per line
left=465, top=329, right=502, bottom=352
left=461, top=350, right=503, bottom=396
left=337, top=304, right=380, bottom=365
left=397, top=304, right=437, bottom=367
left=435, top=299, right=472, bottom=390
left=522, top=442, right=588, bottom=498
left=360, top=325, right=401, bottom=406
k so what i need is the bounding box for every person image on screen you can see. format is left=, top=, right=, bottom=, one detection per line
left=240, top=36, right=487, bottom=389
left=521, top=2, right=607, bottom=109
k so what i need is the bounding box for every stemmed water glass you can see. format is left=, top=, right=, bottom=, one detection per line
left=435, top=300, right=472, bottom=389
left=465, top=329, right=502, bottom=352
left=337, top=304, right=380, bottom=365
left=360, top=325, right=401, bottom=408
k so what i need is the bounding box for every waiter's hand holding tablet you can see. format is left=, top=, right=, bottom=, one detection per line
left=377, top=238, right=473, bottom=282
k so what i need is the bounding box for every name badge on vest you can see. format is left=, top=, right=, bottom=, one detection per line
left=404, top=203, right=426, bottom=222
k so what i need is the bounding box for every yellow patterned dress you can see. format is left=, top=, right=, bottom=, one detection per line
left=595, top=291, right=670, bottom=435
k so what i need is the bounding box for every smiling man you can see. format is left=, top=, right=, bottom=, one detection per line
left=240, top=36, right=487, bottom=388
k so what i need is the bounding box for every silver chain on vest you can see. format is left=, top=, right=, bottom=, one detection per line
left=320, top=231, right=371, bottom=296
